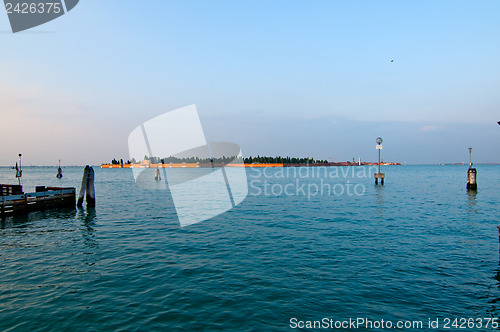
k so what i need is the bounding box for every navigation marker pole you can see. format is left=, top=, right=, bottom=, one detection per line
left=56, top=159, right=63, bottom=178
left=374, top=137, right=385, bottom=185
left=15, top=153, right=22, bottom=186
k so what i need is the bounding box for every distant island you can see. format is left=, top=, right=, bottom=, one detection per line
left=101, top=156, right=402, bottom=168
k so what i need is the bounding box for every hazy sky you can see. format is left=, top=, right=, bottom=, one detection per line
left=1, top=0, right=499, bottom=166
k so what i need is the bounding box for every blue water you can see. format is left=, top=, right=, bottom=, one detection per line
left=0, top=165, right=499, bottom=331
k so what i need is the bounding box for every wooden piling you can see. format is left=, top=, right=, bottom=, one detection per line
left=374, top=172, right=385, bottom=185
left=77, top=167, right=88, bottom=207
left=86, top=167, right=95, bottom=207
left=467, top=167, right=477, bottom=190
left=466, top=147, right=477, bottom=190
left=78, top=165, right=95, bottom=207
left=155, top=166, right=161, bottom=182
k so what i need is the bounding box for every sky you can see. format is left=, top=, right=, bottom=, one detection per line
left=0, top=0, right=499, bottom=166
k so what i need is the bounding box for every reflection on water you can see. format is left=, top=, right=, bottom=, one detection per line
left=78, top=208, right=97, bottom=244
left=466, top=189, right=478, bottom=213
left=77, top=208, right=99, bottom=268
left=486, top=233, right=500, bottom=315
left=2, top=165, right=500, bottom=331
left=374, top=185, right=385, bottom=220
left=0, top=207, right=100, bottom=267
left=487, top=266, right=500, bottom=316
left=0, top=208, right=77, bottom=229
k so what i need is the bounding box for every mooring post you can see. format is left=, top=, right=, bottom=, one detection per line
left=467, top=168, right=477, bottom=190
left=154, top=166, right=161, bottom=182
left=77, top=166, right=89, bottom=207
left=466, top=147, right=477, bottom=190
left=86, top=166, right=95, bottom=207
left=77, top=165, right=95, bottom=207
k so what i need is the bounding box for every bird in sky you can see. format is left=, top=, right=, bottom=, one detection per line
left=391, top=60, right=394, bottom=62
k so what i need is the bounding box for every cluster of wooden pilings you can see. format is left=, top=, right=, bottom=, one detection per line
left=77, top=165, right=95, bottom=207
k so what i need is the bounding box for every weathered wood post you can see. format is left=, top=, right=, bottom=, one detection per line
left=374, top=137, right=385, bottom=185
left=77, top=165, right=95, bottom=207
left=154, top=166, right=161, bottom=182
left=86, top=166, right=95, bottom=207
left=77, top=167, right=88, bottom=207
left=466, top=147, right=477, bottom=190
left=467, top=168, right=477, bottom=190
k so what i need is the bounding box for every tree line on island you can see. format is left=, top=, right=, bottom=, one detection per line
left=243, top=156, right=329, bottom=164
left=109, top=156, right=329, bottom=165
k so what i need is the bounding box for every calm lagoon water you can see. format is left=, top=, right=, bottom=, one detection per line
left=0, top=165, right=499, bottom=331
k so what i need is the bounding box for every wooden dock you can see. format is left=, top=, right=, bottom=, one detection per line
left=1, top=184, right=76, bottom=217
